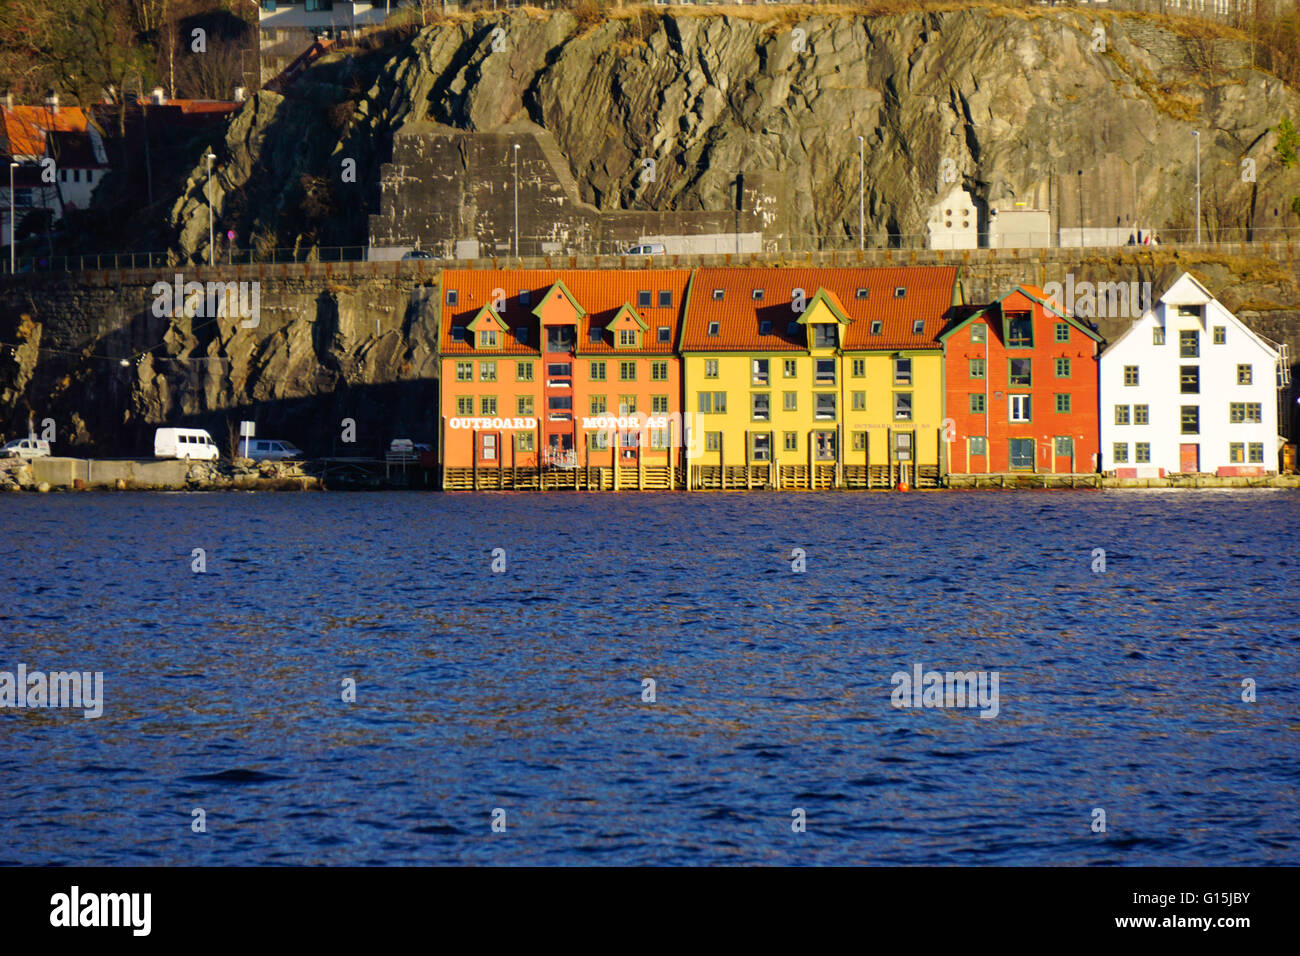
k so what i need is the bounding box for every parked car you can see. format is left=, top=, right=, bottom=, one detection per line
left=623, top=243, right=666, bottom=256
left=239, top=438, right=304, bottom=461
left=0, top=438, right=51, bottom=459
left=401, top=249, right=435, bottom=260
left=154, top=427, right=219, bottom=460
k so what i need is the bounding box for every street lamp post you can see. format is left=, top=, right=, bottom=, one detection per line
left=1193, top=130, right=1202, bottom=245
left=205, top=152, right=216, bottom=266
left=8, top=162, right=17, bottom=274
left=1078, top=169, right=1085, bottom=248
left=513, top=143, right=520, bottom=259
left=857, top=135, right=864, bottom=251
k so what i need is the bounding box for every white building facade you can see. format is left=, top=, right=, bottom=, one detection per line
left=1100, top=273, right=1283, bottom=476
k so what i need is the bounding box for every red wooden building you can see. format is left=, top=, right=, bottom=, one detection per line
left=940, top=285, right=1102, bottom=474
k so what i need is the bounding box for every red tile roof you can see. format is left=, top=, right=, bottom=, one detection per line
left=682, top=266, right=961, bottom=351
left=1, top=106, right=91, bottom=159
left=440, top=269, right=692, bottom=356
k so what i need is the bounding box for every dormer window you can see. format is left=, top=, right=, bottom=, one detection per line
left=450, top=326, right=466, bottom=341
left=619, top=329, right=638, bottom=348
left=658, top=290, right=672, bottom=308
left=446, top=290, right=459, bottom=306
left=712, top=289, right=724, bottom=300
left=759, top=320, right=772, bottom=335
left=516, top=326, right=529, bottom=345
left=786, top=321, right=799, bottom=335
left=752, top=289, right=764, bottom=301
left=912, top=320, right=924, bottom=335
left=893, top=287, right=906, bottom=299
left=588, top=326, right=603, bottom=344
left=637, top=291, right=652, bottom=308
left=656, top=326, right=671, bottom=343
left=870, top=320, right=883, bottom=335
left=707, top=321, right=720, bottom=336
left=855, top=288, right=869, bottom=300
left=480, top=330, right=498, bottom=347
left=519, top=290, right=530, bottom=306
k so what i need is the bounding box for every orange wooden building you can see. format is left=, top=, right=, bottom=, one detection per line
left=438, top=269, right=691, bottom=483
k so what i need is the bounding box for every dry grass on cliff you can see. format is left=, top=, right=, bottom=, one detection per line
left=1088, top=248, right=1297, bottom=289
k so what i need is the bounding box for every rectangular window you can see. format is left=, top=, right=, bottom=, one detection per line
left=970, top=324, right=987, bottom=344
left=617, top=395, right=637, bottom=414
left=707, top=321, right=720, bottom=337
left=712, top=392, right=727, bottom=413
left=970, top=357, right=985, bottom=379
left=518, top=433, right=535, bottom=452
left=517, top=396, right=534, bottom=416
left=456, top=396, right=473, bottom=415
left=1009, top=438, right=1035, bottom=469
left=1054, top=436, right=1073, bottom=457
left=812, top=325, right=837, bottom=348
left=815, top=359, right=835, bottom=385
left=549, top=396, right=573, bottom=411
left=1237, top=364, right=1252, bottom=385
left=1135, top=442, right=1150, bottom=463
left=1113, top=442, right=1129, bottom=464
left=1229, top=442, right=1245, bottom=464
left=752, top=359, right=769, bottom=385
left=446, top=289, right=458, bottom=306
left=1009, top=395, right=1031, bottom=422
left=1213, top=326, right=1226, bottom=345
left=852, top=359, right=866, bottom=378
left=783, top=391, right=797, bottom=412
left=1055, top=357, right=1071, bottom=378
left=650, top=428, right=670, bottom=450
left=1248, top=442, right=1264, bottom=463
left=480, top=361, right=497, bottom=382
left=1055, top=393, right=1071, bottom=414
left=1180, top=329, right=1199, bottom=358
left=1180, top=366, right=1200, bottom=394
left=657, top=326, right=671, bottom=343
left=1007, top=313, right=1033, bottom=347
left=893, top=393, right=912, bottom=422
left=1114, top=405, right=1130, bottom=426
left=516, top=361, right=534, bottom=382
left=637, top=291, right=651, bottom=309
left=1008, top=358, right=1032, bottom=387
left=870, top=320, right=883, bottom=336
left=969, top=393, right=986, bottom=414
left=750, top=433, right=771, bottom=462
left=1055, top=322, right=1070, bottom=343
left=652, top=395, right=668, bottom=414
left=591, top=432, right=609, bottom=450
left=590, top=395, right=607, bottom=414
left=1229, top=402, right=1263, bottom=424
left=456, top=361, right=473, bottom=382
left=894, top=357, right=912, bottom=385
left=619, top=361, right=636, bottom=381
left=1181, top=405, right=1200, bottom=434
left=1124, top=365, right=1139, bottom=386
left=705, top=432, right=720, bottom=452
left=969, top=436, right=987, bottom=456
left=1134, top=404, right=1149, bottom=425
left=658, top=290, right=672, bottom=309
left=651, top=361, right=668, bottom=381
left=590, top=360, right=606, bottom=381
left=619, top=329, right=637, bottom=347
left=752, top=393, right=770, bottom=422
left=588, top=326, right=603, bottom=344
left=783, top=359, right=798, bottom=378
left=784, top=432, right=798, bottom=451
left=851, top=391, right=866, bottom=411
left=847, top=431, right=864, bottom=452
left=480, top=329, right=498, bottom=347
left=816, top=393, right=837, bottom=420
left=704, top=360, right=719, bottom=379
left=1152, top=326, right=1165, bottom=345
left=480, top=396, right=497, bottom=415
left=547, top=362, right=571, bottom=379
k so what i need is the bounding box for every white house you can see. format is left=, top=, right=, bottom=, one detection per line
left=1100, top=272, right=1285, bottom=476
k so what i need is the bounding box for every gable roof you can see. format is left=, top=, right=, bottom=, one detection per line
left=0, top=105, right=92, bottom=159
left=440, top=269, right=691, bottom=356
left=681, top=266, right=961, bottom=352
left=940, top=284, right=1103, bottom=343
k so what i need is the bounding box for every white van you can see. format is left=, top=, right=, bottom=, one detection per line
left=154, top=427, right=219, bottom=460
left=0, top=438, right=51, bottom=459
left=239, top=438, right=303, bottom=461
left=624, top=243, right=666, bottom=256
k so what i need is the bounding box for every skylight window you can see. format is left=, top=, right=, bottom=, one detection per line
left=712, top=289, right=724, bottom=300
left=759, top=320, right=772, bottom=335
left=912, top=320, right=924, bottom=335
left=855, top=288, right=869, bottom=300
left=707, top=321, right=720, bottom=337
left=870, top=320, right=883, bottom=335
left=752, top=289, right=764, bottom=301
left=893, top=287, right=906, bottom=298
left=446, top=290, right=459, bottom=306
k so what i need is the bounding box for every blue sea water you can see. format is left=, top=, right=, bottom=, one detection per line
left=0, top=489, right=1296, bottom=865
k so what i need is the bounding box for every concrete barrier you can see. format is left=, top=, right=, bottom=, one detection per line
left=32, top=457, right=190, bottom=488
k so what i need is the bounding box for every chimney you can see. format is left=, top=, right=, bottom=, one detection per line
left=44, top=92, right=58, bottom=113
left=2, top=91, right=12, bottom=110
left=234, top=86, right=247, bottom=102
left=151, top=87, right=166, bottom=106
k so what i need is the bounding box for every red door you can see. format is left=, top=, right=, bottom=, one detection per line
left=1179, top=443, right=1199, bottom=473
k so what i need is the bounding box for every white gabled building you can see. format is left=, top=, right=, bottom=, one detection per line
left=1100, top=272, right=1286, bottom=476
